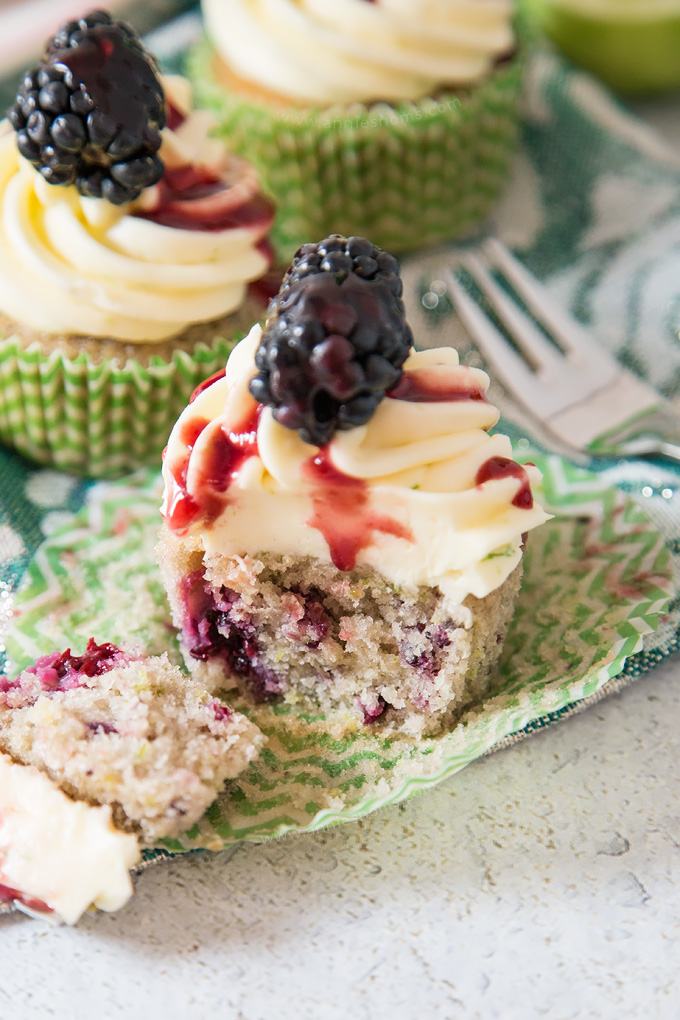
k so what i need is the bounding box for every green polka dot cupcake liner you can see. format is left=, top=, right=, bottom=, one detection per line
left=0, top=334, right=242, bottom=479
left=187, top=40, right=525, bottom=262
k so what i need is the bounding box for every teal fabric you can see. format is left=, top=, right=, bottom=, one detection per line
left=2, top=41, right=680, bottom=715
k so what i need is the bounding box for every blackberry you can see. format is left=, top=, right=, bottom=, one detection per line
left=249, top=235, right=413, bottom=446
left=8, top=10, right=165, bottom=204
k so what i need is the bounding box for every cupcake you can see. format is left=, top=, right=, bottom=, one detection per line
left=524, top=0, right=680, bottom=95
left=0, top=10, right=275, bottom=478
left=0, top=639, right=264, bottom=922
left=189, top=0, right=524, bottom=259
left=157, top=235, right=550, bottom=737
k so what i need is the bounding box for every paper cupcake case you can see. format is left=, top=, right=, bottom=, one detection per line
left=4, top=451, right=673, bottom=854
left=188, top=41, right=524, bottom=260
left=0, top=335, right=241, bottom=479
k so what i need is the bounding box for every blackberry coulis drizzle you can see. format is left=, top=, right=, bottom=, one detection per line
left=8, top=10, right=165, bottom=204
left=249, top=234, right=413, bottom=447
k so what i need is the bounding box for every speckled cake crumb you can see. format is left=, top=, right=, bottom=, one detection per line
left=0, top=640, right=264, bottom=843
left=158, top=532, right=522, bottom=738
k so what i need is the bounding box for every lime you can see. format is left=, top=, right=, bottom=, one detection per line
left=523, top=0, right=680, bottom=93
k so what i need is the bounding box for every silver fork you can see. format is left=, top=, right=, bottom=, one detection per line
left=446, top=239, right=680, bottom=463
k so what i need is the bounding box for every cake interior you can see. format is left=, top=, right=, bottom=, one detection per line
left=158, top=529, right=521, bottom=738
left=0, top=642, right=263, bottom=844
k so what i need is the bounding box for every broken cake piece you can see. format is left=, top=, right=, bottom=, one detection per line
left=0, top=640, right=264, bottom=922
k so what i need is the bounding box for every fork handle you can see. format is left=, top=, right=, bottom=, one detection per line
left=616, top=436, right=680, bottom=464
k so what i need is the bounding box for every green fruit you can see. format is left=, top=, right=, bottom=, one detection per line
left=524, top=0, right=680, bottom=94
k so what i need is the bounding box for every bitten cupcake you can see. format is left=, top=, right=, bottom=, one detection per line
left=157, top=235, right=550, bottom=738
left=189, top=0, right=525, bottom=259
left=0, top=9, right=275, bottom=478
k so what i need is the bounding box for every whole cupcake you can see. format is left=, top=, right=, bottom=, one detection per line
left=0, top=10, right=275, bottom=478
left=189, top=0, right=524, bottom=260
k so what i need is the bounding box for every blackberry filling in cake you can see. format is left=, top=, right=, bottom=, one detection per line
left=159, top=235, right=550, bottom=737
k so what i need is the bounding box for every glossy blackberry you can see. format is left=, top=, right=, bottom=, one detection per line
left=250, top=235, right=413, bottom=446
left=8, top=10, right=165, bottom=204
left=280, top=234, right=403, bottom=295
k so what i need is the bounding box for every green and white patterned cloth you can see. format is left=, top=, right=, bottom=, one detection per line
left=1, top=43, right=680, bottom=852
left=406, top=48, right=680, bottom=678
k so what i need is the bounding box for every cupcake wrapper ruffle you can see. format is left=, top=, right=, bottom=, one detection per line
left=188, top=40, right=524, bottom=260
left=0, top=336, right=240, bottom=478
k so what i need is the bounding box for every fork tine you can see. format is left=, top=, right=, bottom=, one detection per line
left=459, top=252, right=566, bottom=377
left=482, top=238, right=609, bottom=364
left=446, top=269, right=542, bottom=398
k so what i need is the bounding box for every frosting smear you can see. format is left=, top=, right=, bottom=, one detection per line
left=0, top=753, right=139, bottom=925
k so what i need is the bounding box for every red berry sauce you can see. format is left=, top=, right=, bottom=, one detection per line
left=388, top=367, right=488, bottom=403
left=303, top=449, right=413, bottom=572
left=196, top=404, right=260, bottom=506
left=164, top=406, right=261, bottom=533
left=134, top=93, right=275, bottom=240
left=163, top=415, right=210, bottom=533
left=0, top=882, right=53, bottom=917
left=137, top=165, right=276, bottom=234
left=165, top=100, right=187, bottom=133
left=190, top=369, right=226, bottom=404
left=476, top=456, right=534, bottom=510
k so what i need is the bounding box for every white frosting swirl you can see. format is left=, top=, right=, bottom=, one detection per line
left=162, top=326, right=550, bottom=602
left=203, top=0, right=515, bottom=103
left=0, top=77, right=271, bottom=342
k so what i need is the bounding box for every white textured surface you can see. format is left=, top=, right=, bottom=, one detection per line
left=2, top=655, right=680, bottom=1018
